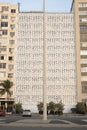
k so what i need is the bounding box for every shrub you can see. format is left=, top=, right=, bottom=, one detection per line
left=37, top=102, right=43, bottom=113
left=76, top=102, right=86, bottom=114
left=37, top=101, right=64, bottom=115
left=71, top=108, right=76, bottom=113
left=55, top=101, right=64, bottom=115
left=15, top=103, right=22, bottom=114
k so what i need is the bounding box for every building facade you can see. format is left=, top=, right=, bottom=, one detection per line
left=0, top=3, right=18, bottom=111
left=71, top=0, right=87, bottom=103
left=15, top=13, right=77, bottom=113
left=0, top=0, right=87, bottom=113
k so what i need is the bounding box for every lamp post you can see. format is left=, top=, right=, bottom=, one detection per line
left=43, top=0, right=47, bottom=120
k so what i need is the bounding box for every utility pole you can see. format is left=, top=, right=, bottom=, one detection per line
left=43, top=0, right=47, bottom=120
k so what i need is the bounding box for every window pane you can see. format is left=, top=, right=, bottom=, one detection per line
left=0, top=55, right=6, bottom=60
left=10, top=24, right=15, bottom=29
left=1, top=22, right=8, bottom=27
left=10, top=32, right=15, bottom=37
left=0, top=38, right=7, bottom=44
left=2, top=30, right=8, bottom=35
left=8, top=56, right=14, bottom=61
left=82, top=86, right=87, bottom=93
left=8, top=73, right=13, bottom=78
left=8, top=64, right=14, bottom=70
left=0, top=72, right=6, bottom=78
left=1, top=15, right=8, bottom=19
left=0, top=46, right=7, bottom=52
left=0, top=63, right=6, bottom=68
left=9, top=40, right=15, bottom=44
left=2, top=6, right=9, bottom=11
left=11, top=9, right=16, bottom=13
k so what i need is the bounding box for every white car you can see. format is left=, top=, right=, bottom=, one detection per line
left=22, top=110, right=32, bottom=117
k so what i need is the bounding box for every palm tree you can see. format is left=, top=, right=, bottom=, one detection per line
left=0, top=80, right=13, bottom=112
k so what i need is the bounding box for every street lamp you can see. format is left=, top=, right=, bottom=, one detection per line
left=43, top=0, right=47, bottom=120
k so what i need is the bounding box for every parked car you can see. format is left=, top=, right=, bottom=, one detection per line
left=0, top=110, right=5, bottom=116
left=22, top=110, right=32, bottom=117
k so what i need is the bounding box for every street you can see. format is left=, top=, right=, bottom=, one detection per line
left=0, top=114, right=87, bottom=127
left=0, top=127, right=87, bottom=130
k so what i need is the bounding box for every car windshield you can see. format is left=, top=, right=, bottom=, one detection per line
left=23, top=110, right=30, bottom=112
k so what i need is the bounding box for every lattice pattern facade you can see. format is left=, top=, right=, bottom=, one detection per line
left=15, top=13, right=77, bottom=113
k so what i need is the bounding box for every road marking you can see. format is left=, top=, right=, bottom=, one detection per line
left=82, top=119, right=87, bottom=122
left=52, top=119, right=78, bottom=126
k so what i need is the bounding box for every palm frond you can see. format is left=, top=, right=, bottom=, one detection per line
left=7, top=90, right=12, bottom=96
left=0, top=80, right=13, bottom=97
left=0, top=89, right=5, bottom=96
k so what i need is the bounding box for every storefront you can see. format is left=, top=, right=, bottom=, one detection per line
left=0, top=98, right=14, bottom=112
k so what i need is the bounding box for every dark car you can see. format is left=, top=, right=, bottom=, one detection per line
left=0, top=110, right=5, bottom=116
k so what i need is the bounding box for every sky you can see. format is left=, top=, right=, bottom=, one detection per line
left=0, top=0, right=73, bottom=12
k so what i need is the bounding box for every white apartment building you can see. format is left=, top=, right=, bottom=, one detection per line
left=15, top=13, right=77, bottom=113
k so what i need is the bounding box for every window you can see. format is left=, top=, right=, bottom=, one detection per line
left=8, top=56, right=14, bottom=61
left=0, top=46, right=7, bottom=52
left=10, top=24, right=15, bottom=29
left=0, top=63, right=6, bottom=69
left=8, top=64, right=14, bottom=70
left=0, top=55, right=6, bottom=60
left=9, top=40, right=15, bottom=44
left=8, top=73, right=13, bottom=78
left=80, top=42, right=87, bottom=47
left=82, top=86, right=87, bottom=93
left=81, top=50, right=87, bottom=55
left=1, top=15, right=8, bottom=19
left=80, top=26, right=87, bottom=31
left=79, top=3, right=87, bottom=7
left=2, top=30, right=8, bottom=35
left=0, top=38, right=7, bottom=44
left=2, top=6, right=9, bottom=12
left=80, top=34, right=87, bottom=40
left=80, top=18, right=87, bottom=23
left=11, top=9, right=16, bottom=13
left=9, top=48, right=14, bottom=53
left=1, top=22, right=8, bottom=27
left=0, top=56, right=4, bottom=60
left=10, top=32, right=15, bottom=37
left=0, top=72, right=6, bottom=78
left=81, top=67, right=87, bottom=72
left=81, top=59, right=87, bottom=64
left=79, top=11, right=87, bottom=15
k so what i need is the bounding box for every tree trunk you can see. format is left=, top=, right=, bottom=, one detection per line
left=5, top=92, right=8, bottom=113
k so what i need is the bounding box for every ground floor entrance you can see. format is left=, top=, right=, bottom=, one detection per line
left=0, top=99, right=14, bottom=112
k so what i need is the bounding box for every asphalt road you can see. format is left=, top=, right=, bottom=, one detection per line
left=0, top=114, right=87, bottom=126
left=0, top=127, right=87, bottom=130
left=58, top=116, right=87, bottom=125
